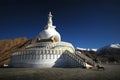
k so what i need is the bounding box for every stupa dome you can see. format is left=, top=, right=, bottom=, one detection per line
left=38, top=28, right=61, bottom=42
left=37, top=12, right=61, bottom=42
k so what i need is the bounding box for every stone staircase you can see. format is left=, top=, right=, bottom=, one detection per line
left=75, top=51, right=96, bottom=66
left=65, top=50, right=96, bottom=68
left=65, top=50, right=85, bottom=67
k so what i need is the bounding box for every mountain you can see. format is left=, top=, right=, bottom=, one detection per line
left=97, top=43, right=120, bottom=62
left=76, top=44, right=120, bottom=63
left=76, top=48, right=98, bottom=59
left=98, top=44, right=120, bottom=51
left=0, top=37, right=36, bottom=66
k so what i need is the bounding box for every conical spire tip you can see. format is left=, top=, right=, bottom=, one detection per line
left=49, top=12, right=52, bottom=17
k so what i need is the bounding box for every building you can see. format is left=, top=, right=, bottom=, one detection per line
left=10, top=12, right=95, bottom=68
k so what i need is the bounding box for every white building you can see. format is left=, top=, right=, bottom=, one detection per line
left=10, top=12, right=95, bottom=68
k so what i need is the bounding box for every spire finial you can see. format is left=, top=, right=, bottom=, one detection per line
left=49, top=12, right=52, bottom=17
left=47, top=12, right=53, bottom=26
left=44, top=12, right=56, bottom=29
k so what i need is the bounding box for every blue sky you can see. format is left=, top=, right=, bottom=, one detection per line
left=0, top=0, right=120, bottom=49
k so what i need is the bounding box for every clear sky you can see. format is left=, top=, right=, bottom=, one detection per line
left=0, top=0, right=120, bottom=49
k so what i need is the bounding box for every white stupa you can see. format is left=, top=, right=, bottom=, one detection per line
left=10, top=12, right=76, bottom=68
left=37, top=12, right=61, bottom=42
left=10, top=12, right=95, bottom=68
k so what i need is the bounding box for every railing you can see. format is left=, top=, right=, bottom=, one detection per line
left=65, top=50, right=97, bottom=68
left=65, top=50, right=86, bottom=67
left=26, top=42, right=74, bottom=50
left=75, top=51, right=96, bottom=66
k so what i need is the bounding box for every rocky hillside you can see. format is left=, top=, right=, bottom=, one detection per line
left=97, top=44, right=120, bottom=62
left=76, top=44, right=120, bottom=63
left=76, top=48, right=98, bottom=59
left=0, top=37, right=36, bottom=65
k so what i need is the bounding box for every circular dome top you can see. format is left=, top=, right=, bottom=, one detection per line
left=38, top=27, right=61, bottom=42
left=37, top=12, right=61, bottom=42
